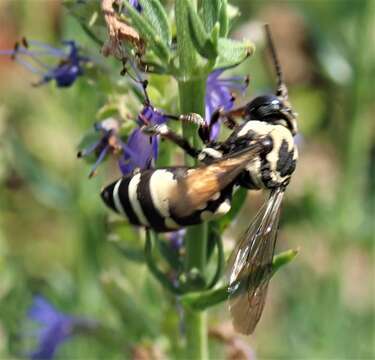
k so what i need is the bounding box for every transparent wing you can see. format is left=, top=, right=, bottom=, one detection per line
left=227, top=187, right=284, bottom=335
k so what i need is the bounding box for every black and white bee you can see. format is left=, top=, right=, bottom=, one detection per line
left=101, top=25, right=298, bottom=335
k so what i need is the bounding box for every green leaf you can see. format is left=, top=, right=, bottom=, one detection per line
left=187, top=2, right=218, bottom=59
left=216, top=187, right=248, bottom=233
left=138, top=0, right=172, bottom=45
left=100, top=271, right=156, bottom=339
left=156, top=238, right=183, bottom=271
left=272, top=249, right=299, bottom=274
left=210, top=22, right=220, bottom=49
left=145, top=231, right=182, bottom=294
left=218, top=0, right=229, bottom=37
left=110, top=241, right=145, bottom=263
left=202, top=0, right=221, bottom=32
left=10, top=135, right=71, bottom=209
left=175, top=0, right=197, bottom=76
left=206, top=228, right=224, bottom=289
left=121, top=1, right=170, bottom=62
left=180, top=284, right=227, bottom=311
left=216, top=38, right=255, bottom=68
left=181, top=249, right=298, bottom=311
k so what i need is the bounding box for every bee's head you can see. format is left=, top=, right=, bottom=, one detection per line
left=244, top=94, right=298, bottom=136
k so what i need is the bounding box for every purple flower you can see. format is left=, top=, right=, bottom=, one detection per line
left=78, top=118, right=123, bottom=178
left=0, top=39, right=88, bottom=87
left=118, top=105, right=167, bottom=176
left=129, top=0, right=142, bottom=12
left=205, top=69, right=249, bottom=140
left=79, top=106, right=167, bottom=177
left=24, top=296, right=95, bottom=360
left=166, top=229, right=186, bottom=251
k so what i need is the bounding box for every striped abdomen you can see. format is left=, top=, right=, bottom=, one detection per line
left=101, top=168, right=232, bottom=232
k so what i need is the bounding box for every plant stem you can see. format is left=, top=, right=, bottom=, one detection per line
left=178, top=77, right=209, bottom=360
left=175, top=1, right=209, bottom=357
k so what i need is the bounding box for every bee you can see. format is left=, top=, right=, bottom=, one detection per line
left=101, top=25, right=298, bottom=334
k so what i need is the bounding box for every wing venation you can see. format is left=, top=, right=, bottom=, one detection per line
left=227, top=187, right=284, bottom=334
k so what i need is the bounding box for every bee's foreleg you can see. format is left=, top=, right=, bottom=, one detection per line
left=141, top=123, right=200, bottom=158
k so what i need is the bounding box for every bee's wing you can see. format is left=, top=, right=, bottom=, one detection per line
left=170, top=141, right=264, bottom=218
left=227, top=188, right=284, bottom=335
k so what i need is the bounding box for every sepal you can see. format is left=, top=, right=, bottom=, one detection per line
left=216, top=38, right=255, bottom=68
left=187, top=2, right=218, bottom=60
left=218, top=0, right=229, bottom=37
left=201, top=0, right=221, bottom=33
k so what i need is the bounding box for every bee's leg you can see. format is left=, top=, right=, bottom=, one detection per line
left=207, top=100, right=246, bottom=138
left=142, top=123, right=200, bottom=158
left=220, top=105, right=247, bottom=127
left=164, top=112, right=212, bottom=145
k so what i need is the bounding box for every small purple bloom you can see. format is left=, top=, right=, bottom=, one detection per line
left=78, top=118, right=123, bottom=178
left=79, top=107, right=167, bottom=178
left=205, top=69, right=249, bottom=140
left=167, top=229, right=186, bottom=251
left=118, top=105, right=167, bottom=176
left=25, top=296, right=95, bottom=360
left=129, top=0, right=142, bottom=12
left=0, top=39, right=88, bottom=87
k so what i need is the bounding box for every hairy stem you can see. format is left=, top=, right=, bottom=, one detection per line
left=176, top=1, right=209, bottom=358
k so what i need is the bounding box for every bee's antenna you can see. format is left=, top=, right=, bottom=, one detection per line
left=264, top=24, right=287, bottom=100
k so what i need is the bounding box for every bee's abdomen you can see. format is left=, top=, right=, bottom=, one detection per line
left=101, top=169, right=232, bottom=232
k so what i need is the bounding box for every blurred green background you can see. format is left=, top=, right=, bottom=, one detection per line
left=0, top=0, right=373, bottom=359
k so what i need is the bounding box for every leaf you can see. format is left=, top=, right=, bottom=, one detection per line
left=271, top=249, right=299, bottom=274
left=10, top=134, right=71, bottom=209
left=121, top=1, right=170, bottom=62
left=202, top=0, right=221, bottom=32
left=218, top=0, right=229, bottom=37
left=138, top=0, right=172, bottom=45
left=210, top=22, right=220, bottom=50
left=216, top=38, right=255, bottom=68
left=180, top=285, right=228, bottom=311
left=180, top=249, right=298, bottom=311
left=216, top=187, right=248, bottom=233
left=206, top=226, right=224, bottom=289
left=145, top=231, right=182, bottom=294
left=111, top=241, right=145, bottom=263
left=157, top=238, right=183, bottom=271
left=187, top=2, right=218, bottom=59
left=100, top=270, right=156, bottom=339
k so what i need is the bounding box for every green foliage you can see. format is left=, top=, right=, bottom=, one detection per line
left=216, top=38, right=255, bottom=68
left=0, top=0, right=374, bottom=359
left=138, top=0, right=172, bottom=46
left=121, top=1, right=171, bottom=62
left=187, top=2, right=218, bottom=59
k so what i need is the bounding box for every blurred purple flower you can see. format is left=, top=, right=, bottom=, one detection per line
left=118, top=105, right=167, bottom=176
left=79, top=106, right=168, bottom=177
left=25, top=296, right=95, bottom=360
left=205, top=69, right=249, bottom=140
left=166, top=229, right=186, bottom=252
left=78, top=118, right=123, bottom=178
left=129, top=0, right=142, bottom=12
left=0, top=39, right=88, bottom=87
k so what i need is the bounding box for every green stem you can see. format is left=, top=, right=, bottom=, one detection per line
left=178, top=77, right=209, bottom=360
left=176, top=1, right=209, bottom=357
